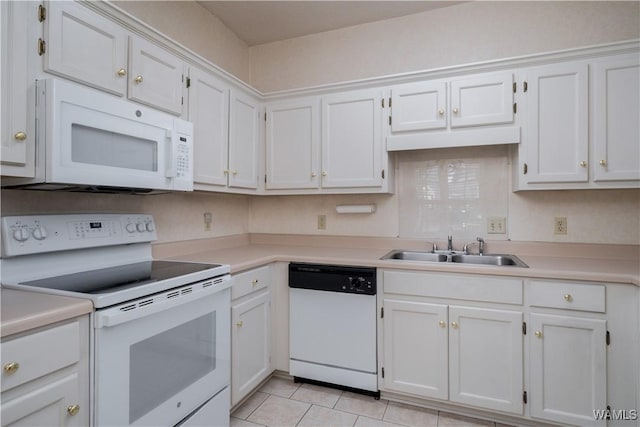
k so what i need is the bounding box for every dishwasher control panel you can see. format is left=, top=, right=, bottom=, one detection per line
left=288, top=263, right=376, bottom=295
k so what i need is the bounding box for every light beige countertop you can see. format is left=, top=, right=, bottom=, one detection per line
left=2, top=234, right=636, bottom=337
left=1, top=289, right=93, bottom=338
left=154, top=234, right=640, bottom=286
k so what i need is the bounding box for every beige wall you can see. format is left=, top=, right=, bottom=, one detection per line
left=0, top=190, right=250, bottom=244
left=113, top=1, right=251, bottom=82
left=249, top=1, right=640, bottom=92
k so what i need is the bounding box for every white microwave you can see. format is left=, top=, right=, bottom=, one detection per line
left=3, top=79, right=193, bottom=193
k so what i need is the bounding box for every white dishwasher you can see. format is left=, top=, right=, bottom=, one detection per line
left=289, top=263, right=378, bottom=397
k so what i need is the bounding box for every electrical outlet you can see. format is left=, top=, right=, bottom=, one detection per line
left=317, top=214, right=327, bottom=230
left=487, top=217, right=507, bottom=234
left=554, top=217, right=567, bottom=235
left=204, top=212, right=212, bottom=231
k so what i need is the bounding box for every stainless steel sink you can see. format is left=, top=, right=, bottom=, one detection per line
left=380, top=250, right=528, bottom=268
left=450, top=254, right=528, bottom=267
left=381, top=250, right=448, bottom=262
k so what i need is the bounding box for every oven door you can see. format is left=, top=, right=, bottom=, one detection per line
left=93, top=278, right=230, bottom=426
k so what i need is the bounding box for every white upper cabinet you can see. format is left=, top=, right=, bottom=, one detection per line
left=387, top=71, right=519, bottom=150
left=44, top=0, right=128, bottom=96
left=592, top=54, right=640, bottom=183
left=522, top=62, right=589, bottom=184
left=321, top=89, right=384, bottom=189
left=514, top=53, right=639, bottom=190
left=1, top=1, right=35, bottom=177
left=390, top=81, right=447, bottom=132
left=128, top=35, right=185, bottom=116
left=449, top=72, right=514, bottom=128
left=189, top=67, right=229, bottom=187
left=43, top=1, right=185, bottom=116
left=265, top=97, right=321, bottom=190
left=264, top=88, right=391, bottom=194
left=228, top=90, right=261, bottom=189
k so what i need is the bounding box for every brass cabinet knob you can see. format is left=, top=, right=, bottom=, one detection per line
left=134, top=75, right=143, bottom=84
left=452, top=107, right=459, bottom=114
left=535, top=331, right=543, bottom=338
left=563, top=293, right=573, bottom=302
left=223, top=169, right=229, bottom=175
left=14, top=132, right=27, bottom=141
left=599, top=160, right=607, bottom=166
left=3, top=361, right=19, bottom=374
left=322, top=171, right=327, bottom=177
left=67, top=404, right=80, bottom=416
left=438, top=109, right=445, bottom=116
left=236, top=321, right=243, bottom=327
left=311, top=172, right=317, bottom=178
left=251, top=279, right=259, bottom=285
left=117, top=68, right=126, bottom=77
left=451, top=321, right=458, bottom=329
left=438, top=320, right=446, bottom=328
left=232, top=170, right=238, bottom=176
left=580, top=161, right=587, bottom=167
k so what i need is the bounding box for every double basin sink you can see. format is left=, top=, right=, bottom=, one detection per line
left=381, top=250, right=529, bottom=268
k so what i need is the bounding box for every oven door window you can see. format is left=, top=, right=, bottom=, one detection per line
left=129, top=312, right=216, bottom=423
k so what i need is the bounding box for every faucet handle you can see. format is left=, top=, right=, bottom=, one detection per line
left=463, top=240, right=477, bottom=255
left=476, top=237, right=485, bottom=255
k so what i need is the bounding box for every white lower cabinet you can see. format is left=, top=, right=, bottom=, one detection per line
left=529, top=313, right=607, bottom=426
left=448, top=306, right=523, bottom=414
left=381, top=270, right=524, bottom=416
left=231, top=267, right=272, bottom=407
left=0, top=317, right=89, bottom=427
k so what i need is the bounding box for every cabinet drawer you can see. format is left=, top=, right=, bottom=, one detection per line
left=232, top=266, right=270, bottom=300
left=528, top=280, right=605, bottom=313
left=383, top=270, right=523, bottom=304
left=1, top=321, right=80, bottom=392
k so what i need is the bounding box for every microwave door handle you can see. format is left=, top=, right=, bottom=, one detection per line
left=165, top=129, right=176, bottom=178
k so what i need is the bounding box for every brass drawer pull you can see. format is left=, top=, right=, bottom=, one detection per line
left=67, top=404, right=80, bottom=416
left=3, top=361, right=19, bottom=374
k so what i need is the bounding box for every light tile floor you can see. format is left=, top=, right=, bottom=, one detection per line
left=231, top=377, right=512, bottom=427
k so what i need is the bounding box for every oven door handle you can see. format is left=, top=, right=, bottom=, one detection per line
left=94, top=276, right=231, bottom=328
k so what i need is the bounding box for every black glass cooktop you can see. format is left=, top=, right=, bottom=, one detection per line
left=20, top=261, right=221, bottom=295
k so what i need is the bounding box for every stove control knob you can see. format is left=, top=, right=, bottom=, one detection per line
left=125, top=223, right=136, bottom=233
left=136, top=223, right=146, bottom=233
left=13, top=228, right=30, bottom=242
left=145, top=222, right=155, bottom=232
left=32, top=226, right=48, bottom=240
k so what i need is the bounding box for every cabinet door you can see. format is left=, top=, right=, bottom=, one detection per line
left=523, top=62, right=589, bottom=183
left=1, top=373, right=86, bottom=427
left=44, top=1, right=128, bottom=96
left=265, top=98, right=321, bottom=189
left=321, top=89, right=383, bottom=188
left=449, top=306, right=523, bottom=414
left=450, top=72, right=514, bottom=128
left=530, top=313, right=607, bottom=426
left=231, top=291, right=272, bottom=406
left=128, top=36, right=185, bottom=115
left=228, top=90, right=260, bottom=189
left=390, top=81, right=447, bottom=132
left=592, top=54, right=640, bottom=182
left=1, top=1, right=34, bottom=177
left=382, top=299, right=448, bottom=400
left=189, top=67, right=229, bottom=187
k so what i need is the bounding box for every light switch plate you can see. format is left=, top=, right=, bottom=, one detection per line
left=487, top=217, right=507, bottom=234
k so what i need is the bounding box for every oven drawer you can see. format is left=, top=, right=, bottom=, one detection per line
left=232, top=266, right=270, bottom=300
left=528, top=280, right=606, bottom=313
left=1, top=321, right=80, bottom=392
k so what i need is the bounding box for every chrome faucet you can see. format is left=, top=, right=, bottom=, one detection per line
left=447, top=235, right=453, bottom=252
left=477, top=237, right=485, bottom=255
left=427, top=241, right=437, bottom=252
left=463, top=236, right=486, bottom=255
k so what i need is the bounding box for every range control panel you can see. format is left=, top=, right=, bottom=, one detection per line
left=1, top=214, right=157, bottom=257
